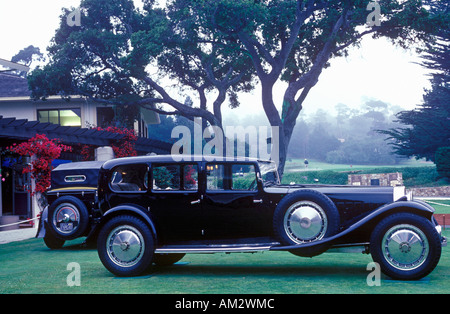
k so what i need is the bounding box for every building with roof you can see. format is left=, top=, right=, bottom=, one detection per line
left=0, top=59, right=171, bottom=228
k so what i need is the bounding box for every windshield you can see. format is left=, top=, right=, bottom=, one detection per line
left=258, top=161, right=280, bottom=186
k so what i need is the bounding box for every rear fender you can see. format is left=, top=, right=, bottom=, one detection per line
left=87, top=204, right=158, bottom=243
left=271, top=200, right=435, bottom=252
left=35, top=206, right=48, bottom=239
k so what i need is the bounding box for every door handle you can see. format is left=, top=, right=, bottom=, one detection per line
left=191, top=199, right=201, bottom=205
left=253, top=199, right=263, bottom=204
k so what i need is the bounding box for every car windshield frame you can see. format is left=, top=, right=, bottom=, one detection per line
left=258, top=160, right=280, bottom=187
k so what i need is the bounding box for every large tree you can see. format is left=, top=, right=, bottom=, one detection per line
left=28, top=0, right=254, bottom=130
left=30, top=0, right=444, bottom=176
left=202, top=0, right=445, bottom=176
left=11, top=45, right=43, bottom=66
left=380, top=1, right=449, bottom=162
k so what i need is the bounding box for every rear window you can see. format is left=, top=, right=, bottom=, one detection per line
left=64, top=175, right=86, bottom=183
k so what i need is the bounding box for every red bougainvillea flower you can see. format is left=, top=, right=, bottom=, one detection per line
left=8, top=134, right=72, bottom=195
left=81, top=126, right=137, bottom=161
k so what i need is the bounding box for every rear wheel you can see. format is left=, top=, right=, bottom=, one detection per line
left=370, top=213, right=442, bottom=280
left=43, top=233, right=65, bottom=249
left=153, top=253, right=185, bottom=266
left=97, top=215, right=155, bottom=277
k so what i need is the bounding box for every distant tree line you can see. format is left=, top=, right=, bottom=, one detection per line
left=288, top=100, right=405, bottom=165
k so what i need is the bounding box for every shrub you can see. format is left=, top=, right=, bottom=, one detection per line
left=8, top=134, right=72, bottom=195
left=81, top=126, right=137, bottom=160
left=8, top=134, right=72, bottom=210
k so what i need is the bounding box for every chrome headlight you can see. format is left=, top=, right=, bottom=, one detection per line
left=406, top=190, right=413, bottom=201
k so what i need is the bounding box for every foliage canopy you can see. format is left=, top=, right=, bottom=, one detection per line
left=28, top=0, right=447, bottom=175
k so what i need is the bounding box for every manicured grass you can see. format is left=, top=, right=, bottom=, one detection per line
left=424, top=199, right=450, bottom=214
left=284, top=158, right=432, bottom=172
left=283, top=159, right=449, bottom=188
left=1, top=232, right=449, bottom=294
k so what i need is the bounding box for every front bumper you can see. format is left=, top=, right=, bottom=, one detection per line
left=435, top=224, right=447, bottom=247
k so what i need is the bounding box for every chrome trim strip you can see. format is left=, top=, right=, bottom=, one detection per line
left=155, top=245, right=274, bottom=254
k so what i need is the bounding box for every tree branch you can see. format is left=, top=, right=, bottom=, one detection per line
left=141, top=76, right=222, bottom=127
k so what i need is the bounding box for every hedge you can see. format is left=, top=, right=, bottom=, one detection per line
left=436, top=147, right=450, bottom=179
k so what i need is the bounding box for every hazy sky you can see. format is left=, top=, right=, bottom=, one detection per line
left=0, top=0, right=431, bottom=122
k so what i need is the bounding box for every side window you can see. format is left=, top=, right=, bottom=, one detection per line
left=152, top=165, right=180, bottom=190
left=183, top=165, right=198, bottom=190
left=206, top=163, right=257, bottom=191
left=232, top=164, right=257, bottom=190
left=110, top=164, right=148, bottom=192
left=206, top=164, right=225, bottom=190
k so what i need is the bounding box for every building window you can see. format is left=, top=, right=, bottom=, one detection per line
left=97, top=107, right=115, bottom=129
left=38, top=108, right=81, bottom=126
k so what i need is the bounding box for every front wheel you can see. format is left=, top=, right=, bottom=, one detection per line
left=370, top=213, right=442, bottom=280
left=97, top=215, right=155, bottom=277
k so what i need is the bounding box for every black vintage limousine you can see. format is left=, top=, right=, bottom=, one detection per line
left=37, top=155, right=446, bottom=279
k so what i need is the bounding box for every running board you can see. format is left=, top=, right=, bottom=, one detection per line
left=155, top=243, right=278, bottom=254
left=154, top=242, right=370, bottom=254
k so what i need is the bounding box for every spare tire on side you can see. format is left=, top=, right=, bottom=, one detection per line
left=47, top=195, right=89, bottom=240
left=273, top=189, right=340, bottom=257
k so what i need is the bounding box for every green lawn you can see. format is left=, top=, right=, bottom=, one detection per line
left=283, top=159, right=449, bottom=188
left=1, top=232, right=448, bottom=294
left=424, top=199, right=450, bottom=214
left=1, top=159, right=447, bottom=296
left=284, top=158, right=433, bottom=172
left=285, top=158, right=434, bottom=171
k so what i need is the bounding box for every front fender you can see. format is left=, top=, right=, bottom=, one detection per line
left=271, top=200, right=435, bottom=252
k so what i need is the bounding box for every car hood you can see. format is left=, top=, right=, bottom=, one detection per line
left=264, top=184, right=396, bottom=203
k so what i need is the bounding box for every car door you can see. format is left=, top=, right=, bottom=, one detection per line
left=148, top=163, right=203, bottom=243
left=202, top=162, right=271, bottom=240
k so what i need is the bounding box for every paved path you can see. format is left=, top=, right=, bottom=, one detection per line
left=0, top=228, right=38, bottom=244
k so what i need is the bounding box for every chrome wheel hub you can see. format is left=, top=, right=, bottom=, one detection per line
left=382, top=224, right=429, bottom=271
left=106, top=225, right=145, bottom=268
left=284, top=201, right=328, bottom=244
left=53, top=204, right=79, bottom=234
left=399, top=242, right=411, bottom=253
left=120, top=242, right=130, bottom=251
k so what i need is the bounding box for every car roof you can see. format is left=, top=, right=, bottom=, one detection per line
left=101, top=155, right=267, bottom=170
left=53, top=160, right=105, bottom=171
